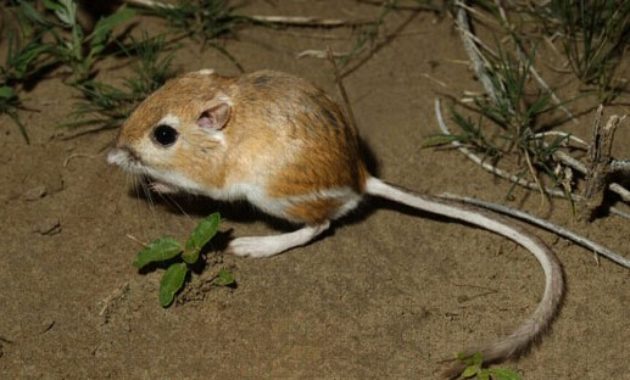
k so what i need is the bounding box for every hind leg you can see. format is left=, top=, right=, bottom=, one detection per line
left=228, top=190, right=361, bottom=258
left=227, top=221, right=330, bottom=258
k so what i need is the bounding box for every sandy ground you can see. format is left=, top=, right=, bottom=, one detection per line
left=1, top=1, right=628, bottom=379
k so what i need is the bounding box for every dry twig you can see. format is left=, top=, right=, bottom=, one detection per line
left=434, top=98, right=568, bottom=198
left=493, top=0, right=576, bottom=123
left=63, top=153, right=97, bottom=167
left=450, top=4, right=630, bottom=216
left=358, top=0, right=442, bottom=12
left=124, top=0, right=368, bottom=27
left=247, top=15, right=370, bottom=27
left=297, top=49, right=348, bottom=59
left=455, top=6, right=499, bottom=104
left=434, top=98, right=630, bottom=220
left=440, top=193, right=630, bottom=268
left=534, top=111, right=630, bottom=204
left=126, top=234, right=149, bottom=248
left=98, top=282, right=130, bottom=326
left=327, top=48, right=358, bottom=132
left=580, top=106, right=628, bottom=219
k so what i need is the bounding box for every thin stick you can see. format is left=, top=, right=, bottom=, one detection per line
left=434, top=98, right=568, bottom=198
left=357, top=0, right=442, bottom=12
left=609, top=184, right=630, bottom=202
left=440, top=193, right=630, bottom=269
left=458, top=24, right=499, bottom=60
left=494, top=0, right=577, bottom=123
left=455, top=1, right=502, bottom=28
left=327, top=48, right=358, bottom=132
left=581, top=110, right=628, bottom=217
left=421, top=73, right=448, bottom=88
left=610, top=206, right=630, bottom=220
left=454, top=2, right=630, bottom=205
left=535, top=129, right=630, bottom=203
left=552, top=150, right=587, bottom=174
left=534, top=131, right=588, bottom=146
left=435, top=98, right=630, bottom=219
left=124, top=0, right=368, bottom=27
left=455, top=6, right=498, bottom=104
left=523, top=54, right=577, bottom=124
left=125, top=0, right=168, bottom=8
left=248, top=15, right=370, bottom=27
left=297, top=49, right=349, bottom=59
left=126, top=234, right=148, bottom=248
left=63, top=153, right=96, bottom=167
left=523, top=143, right=548, bottom=203
left=611, top=160, right=630, bottom=172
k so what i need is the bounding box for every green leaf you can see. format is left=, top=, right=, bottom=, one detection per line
left=51, top=0, right=77, bottom=27
left=461, top=365, right=479, bottom=378
left=489, top=367, right=521, bottom=380
left=457, top=351, right=483, bottom=367
left=20, top=1, right=51, bottom=26
left=89, top=7, right=135, bottom=49
left=478, top=370, right=490, bottom=380
left=182, top=212, right=220, bottom=264
left=213, top=268, right=235, bottom=287
left=470, top=352, right=483, bottom=366
left=421, top=133, right=460, bottom=148
left=133, top=237, right=183, bottom=269
left=42, top=0, right=62, bottom=12
left=159, top=263, right=188, bottom=307
left=0, top=86, right=16, bottom=100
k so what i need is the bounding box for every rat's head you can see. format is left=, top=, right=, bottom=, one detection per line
left=107, top=70, right=233, bottom=194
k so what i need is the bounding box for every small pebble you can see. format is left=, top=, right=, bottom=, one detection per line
left=33, top=218, right=61, bottom=235
left=23, top=185, right=47, bottom=201
left=41, top=319, right=55, bottom=334
left=457, top=294, right=470, bottom=303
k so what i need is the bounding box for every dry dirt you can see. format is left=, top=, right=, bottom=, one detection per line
left=1, top=1, right=629, bottom=379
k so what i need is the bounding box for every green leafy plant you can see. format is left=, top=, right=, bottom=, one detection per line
left=40, top=0, right=135, bottom=84
left=136, top=0, right=245, bottom=44
left=65, top=33, right=178, bottom=131
left=458, top=352, right=521, bottom=380
left=1, top=30, right=53, bottom=85
left=132, top=0, right=247, bottom=71
left=424, top=41, right=577, bottom=202
left=0, top=1, right=57, bottom=143
left=531, top=0, right=630, bottom=103
left=0, top=85, right=29, bottom=143
left=0, top=0, right=138, bottom=139
left=132, top=213, right=235, bottom=307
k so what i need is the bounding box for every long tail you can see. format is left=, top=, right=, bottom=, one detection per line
left=365, top=177, right=563, bottom=378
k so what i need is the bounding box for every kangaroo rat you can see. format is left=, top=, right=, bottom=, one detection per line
left=107, top=69, right=563, bottom=377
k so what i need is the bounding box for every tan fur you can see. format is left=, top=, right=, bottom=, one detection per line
left=116, top=72, right=235, bottom=191
left=115, top=70, right=366, bottom=222
left=229, top=71, right=365, bottom=197
left=285, top=198, right=342, bottom=224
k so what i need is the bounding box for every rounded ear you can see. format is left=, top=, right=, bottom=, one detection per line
left=197, top=102, right=231, bottom=130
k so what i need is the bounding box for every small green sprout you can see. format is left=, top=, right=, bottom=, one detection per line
left=458, top=352, right=521, bottom=380
left=182, top=211, right=221, bottom=264
left=0, top=85, right=29, bottom=144
left=132, top=212, right=235, bottom=307
left=136, top=0, right=244, bottom=44
left=41, top=0, right=135, bottom=83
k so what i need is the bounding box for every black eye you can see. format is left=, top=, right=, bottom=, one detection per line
left=152, top=124, right=178, bottom=147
